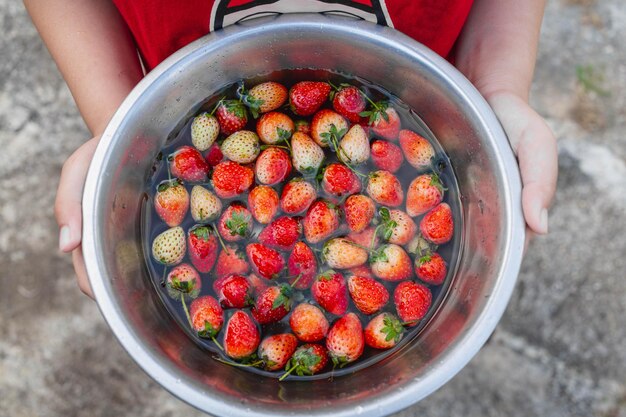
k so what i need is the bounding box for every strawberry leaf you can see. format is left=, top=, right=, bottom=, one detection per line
left=192, top=226, right=211, bottom=240
left=197, top=321, right=218, bottom=338
left=381, top=315, right=404, bottom=343
left=225, top=211, right=250, bottom=237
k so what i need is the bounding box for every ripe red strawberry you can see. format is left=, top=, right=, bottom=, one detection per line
left=258, top=216, right=302, bottom=251
left=221, top=130, right=260, bottom=164
left=190, top=295, right=224, bottom=342
left=246, top=243, right=286, bottom=280
left=311, top=270, right=348, bottom=316
left=338, top=124, right=370, bottom=165
left=257, top=333, right=298, bottom=371
left=364, top=312, right=404, bottom=349
left=218, top=203, right=253, bottom=242
left=347, top=226, right=380, bottom=250
left=406, top=173, right=445, bottom=217
left=332, top=85, right=366, bottom=123
left=215, top=244, right=250, bottom=278
left=152, top=226, right=186, bottom=266
left=289, top=303, right=330, bottom=342
left=344, top=194, right=376, bottom=233
left=370, top=244, right=413, bottom=281
left=213, top=274, right=254, bottom=309
left=255, top=147, right=292, bottom=185
left=366, top=170, right=404, bottom=207
left=347, top=275, right=389, bottom=315
left=211, top=161, right=254, bottom=198
left=321, top=163, right=361, bottom=198
left=280, top=178, right=317, bottom=215
left=256, top=111, right=294, bottom=145
left=155, top=179, right=189, bottom=227
left=370, top=140, right=404, bottom=173
left=387, top=209, right=417, bottom=245
left=215, top=99, right=248, bottom=135
left=322, top=238, right=368, bottom=269
left=248, top=185, right=279, bottom=224
left=187, top=225, right=218, bottom=273
left=347, top=264, right=374, bottom=279
left=310, top=109, right=349, bottom=148
left=224, top=310, right=260, bottom=360
left=288, top=241, right=318, bottom=290
left=190, top=185, right=222, bottom=223
left=394, top=281, right=432, bottom=326
left=291, top=132, right=325, bottom=176
left=245, top=81, right=288, bottom=116
left=398, top=129, right=435, bottom=170
left=280, top=344, right=328, bottom=380
left=251, top=285, right=292, bottom=324
left=303, top=200, right=340, bottom=244
left=368, top=105, right=401, bottom=140
left=415, top=251, right=447, bottom=285
left=420, top=203, right=454, bottom=245
left=326, top=312, right=364, bottom=367
left=205, top=143, right=224, bottom=167
left=191, top=112, right=219, bottom=151
left=289, top=81, right=331, bottom=116
left=247, top=273, right=268, bottom=296
left=169, top=145, right=210, bottom=183
left=166, top=263, right=201, bottom=299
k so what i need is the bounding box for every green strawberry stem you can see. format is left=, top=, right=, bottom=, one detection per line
left=211, top=336, right=224, bottom=351
left=210, top=224, right=228, bottom=252
left=180, top=294, right=192, bottom=328
left=210, top=96, right=226, bottom=116
left=166, top=160, right=172, bottom=182
left=289, top=272, right=303, bottom=288
left=260, top=145, right=290, bottom=150
left=160, top=267, right=168, bottom=287
left=213, top=356, right=263, bottom=368
left=278, top=362, right=299, bottom=381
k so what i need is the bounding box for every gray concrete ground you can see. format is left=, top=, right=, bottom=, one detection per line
left=1, top=1, right=625, bottom=416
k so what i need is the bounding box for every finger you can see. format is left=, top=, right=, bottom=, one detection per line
left=73, top=246, right=94, bottom=299
left=55, top=137, right=99, bottom=252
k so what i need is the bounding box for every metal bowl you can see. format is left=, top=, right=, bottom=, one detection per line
left=82, top=13, right=524, bottom=417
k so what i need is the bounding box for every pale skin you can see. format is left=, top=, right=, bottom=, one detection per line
left=24, top=0, right=557, bottom=298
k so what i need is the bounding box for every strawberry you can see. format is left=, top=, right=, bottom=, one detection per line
left=191, top=112, right=219, bottom=151
left=152, top=226, right=186, bottom=266
left=289, top=81, right=331, bottom=116
left=347, top=275, right=389, bottom=315
left=280, top=344, right=328, bottom=380
left=322, top=238, right=368, bottom=269
left=347, top=264, right=374, bottom=279
left=343, top=194, right=375, bottom=233
left=287, top=241, right=318, bottom=290
left=211, top=161, right=254, bottom=199
left=256, top=112, right=294, bottom=145
left=213, top=274, right=254, bottom=309
left=248, top=185, right=279, bottom=224
left=187, top=225, right=219, bottom=273
left=407, top=235, right=433, bottom=256
left=394, top=281, right=432, bottom=326
left=221, top=130, right=260, bottom=164
left=326, top=312, right=364, bottom=367
left=215, top=99, right=248, bottom=135
left=246, top=243, right=286, bottom=280
left=154, top=179, right=189, bottom=227
left=166, top=263, right=201, bottom=300
left=245, top=81, right=288, bottom=117
left=289, top=303, right=330, bottom=342
left=332, top=85, right=366, bottom=123
left=420, top=203, right=454, bottom=245
left=215, top=244, right=250, bottom=278
left=398, top=129, right=435, bottom=170
left=310, top=109, right=349, bottom=148
left=255, top=147, right=292, bottom=185
left=303, top=200, right=340, bottom=244
left=257, top=333, right=298, bottom=371
left=291, top=132, right=325, bottom=176
left=406, top=173, right=445, bottom=217
left=189, top=295, right=224, bottom=342
left=251, top=285, right=292, bottom=324
left=321, top=163, right=361, bottom=198
left=338, top=124, right=370, bottom=165
left=218, top=203, right=253, bottom=242
left=205, top=143, right=224, bottom=167
left=347, top=226, right=380, bottom=250
left=294, top=119, right=311, bottom=135
left=169, top=146, right=210, bottom=183
left=415, top=251, right=447, bottom=285
left=280, top=178, right=317, bottom=215
left=387, top=209, right=417, bottom=245
left=365, top=104, right=401, bottom=141
left=190, top=185, right=222, bottom=223
left=258, top=216, right=302, bottom=251
left=311, top=270, right=348, bottom=316
left=370, top=244, right=413, bottom=281
left=224, top=310, right=260, bottom=360
left=364, top=312, right=404, bottom=349
left=366, top=170, right=404, bottom=207
left=247, top=273, right=268, bottom=296
left=370, top=140, right=404, bottom=173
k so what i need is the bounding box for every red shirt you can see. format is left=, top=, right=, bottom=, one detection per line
left=113, top=0, right=473, bottom=71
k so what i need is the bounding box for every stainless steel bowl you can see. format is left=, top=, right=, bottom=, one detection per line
left=82, top=13, right=524, bottom=417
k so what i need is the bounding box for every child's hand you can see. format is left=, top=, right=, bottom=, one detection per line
left=55, top=136, right=100, bottom=298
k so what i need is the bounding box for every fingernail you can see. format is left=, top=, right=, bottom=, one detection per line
left=539, top=209, right=548, bottom=234
left=59, top=226, right=71, bottom=251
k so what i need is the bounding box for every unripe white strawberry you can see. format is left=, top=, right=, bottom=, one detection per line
left=221, top=130, right=260, bottom=164
left=338, top=124, right=370, bottom=165
left=190, top=185, right=222, bottom=223
left=291, top=132, right=324, bottom=176
left=388, top=209, right=417, bottom=246
left=191, top=112, right=220, bottom=151
left=322, top=238, right=368, bottom=269
left=152, top=226, right=186, bottom=266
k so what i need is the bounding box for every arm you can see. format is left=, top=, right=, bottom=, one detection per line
left=454, top=0, right=558, bottom=236
left=24, top=0, right=144, bottom=296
